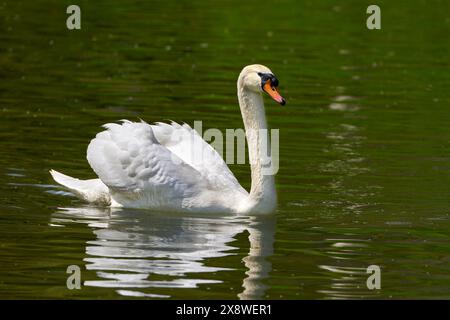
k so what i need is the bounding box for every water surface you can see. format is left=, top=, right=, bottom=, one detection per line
left=1, top=0, right=450, bottom=299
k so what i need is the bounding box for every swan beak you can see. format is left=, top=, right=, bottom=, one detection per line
left=263, top=81, right=286, bottom=106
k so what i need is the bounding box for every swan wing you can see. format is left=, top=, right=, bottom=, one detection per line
left=86, top=120, right=208, bottom=208
left=150, top=121, right=245, bottom=192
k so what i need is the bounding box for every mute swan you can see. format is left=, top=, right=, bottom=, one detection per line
left=50, top=64, right=285, bottom=214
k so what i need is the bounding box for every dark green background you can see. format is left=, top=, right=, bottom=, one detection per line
left=0, top=0, right=449, bottom=299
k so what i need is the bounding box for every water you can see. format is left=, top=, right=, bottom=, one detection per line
left=1, top=0, right=450, bottom=299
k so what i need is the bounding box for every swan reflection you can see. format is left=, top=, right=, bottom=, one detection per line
left=50, top=207, right=275, bottom=299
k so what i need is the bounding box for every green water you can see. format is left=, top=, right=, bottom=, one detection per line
left=1, top=0, right=450, bottom=299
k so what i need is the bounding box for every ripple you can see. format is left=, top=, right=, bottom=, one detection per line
left=328, top=103, right=360, bottom=112
left=116, top=290, right=170, bottom=298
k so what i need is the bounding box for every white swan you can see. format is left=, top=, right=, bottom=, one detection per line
left=50, top=64, right=285, bottom=214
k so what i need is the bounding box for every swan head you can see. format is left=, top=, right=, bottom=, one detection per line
left=239, top=64, right=286, bottom=105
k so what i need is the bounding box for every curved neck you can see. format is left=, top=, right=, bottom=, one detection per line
left=237, top=79, right=276, bottom=213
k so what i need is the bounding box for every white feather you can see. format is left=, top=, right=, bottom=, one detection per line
left=50, top=64, right=279, bottom=214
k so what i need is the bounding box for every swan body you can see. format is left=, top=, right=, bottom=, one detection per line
left=50, top=64, right=285, bottom=214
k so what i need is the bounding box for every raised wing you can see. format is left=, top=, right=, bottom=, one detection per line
left=150, top=121, right=245, bottom=192
left=86, top=120, right=208, bottom=209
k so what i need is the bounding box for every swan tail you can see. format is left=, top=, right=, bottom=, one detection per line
left=49, top=169, right=111, bottom=205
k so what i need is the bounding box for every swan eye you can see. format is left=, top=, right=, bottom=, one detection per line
left=270, top=77, right=279, bottom=87
left=257, top=72, right=279, bottom=89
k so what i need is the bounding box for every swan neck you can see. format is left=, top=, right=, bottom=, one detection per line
left=238, top=83, right=276, bottom=213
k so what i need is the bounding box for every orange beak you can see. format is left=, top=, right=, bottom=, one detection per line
left=263, top=80, right=286, bottom=105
